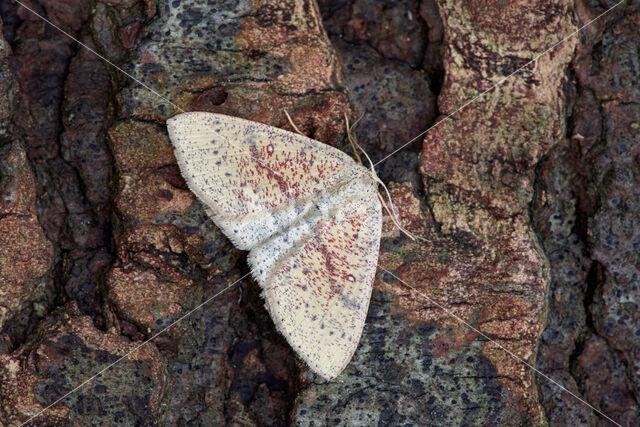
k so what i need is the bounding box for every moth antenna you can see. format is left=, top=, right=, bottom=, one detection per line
left=344, top=112, right=363, bottom=164
left=347, top=110, right=367, bottom=135
left=377, top=178, right=432, bottom=243
left=283, top=109, right=304, bottom=135
left=345, top=124, right=423, bottom=243
left=377, top=185, right=418, bottom=242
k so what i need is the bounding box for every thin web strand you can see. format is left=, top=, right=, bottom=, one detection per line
left=19, top=273, right=250, bottom=427
left=382, top=269, right=622, bottom=427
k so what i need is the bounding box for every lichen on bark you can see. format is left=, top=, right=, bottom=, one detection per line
left=0, top=0, right=638, bottom=425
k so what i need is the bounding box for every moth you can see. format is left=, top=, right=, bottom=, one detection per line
left=167, top=112, right=382, bottom=380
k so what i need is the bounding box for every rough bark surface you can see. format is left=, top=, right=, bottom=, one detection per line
left=0, top=0, right=638, bottom=426
left=532, top=1, right=640, bottom=425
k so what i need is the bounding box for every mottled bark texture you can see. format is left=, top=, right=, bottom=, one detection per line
left=532, top=0, right=640, bottom=425
left=0, top=0, right=638, bottom=425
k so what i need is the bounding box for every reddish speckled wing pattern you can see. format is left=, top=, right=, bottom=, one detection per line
left=167, top=112, right=382, bottom=379
left=255, top=180, right=381, bottom=379
left=167, top=112, right=362, bottom=250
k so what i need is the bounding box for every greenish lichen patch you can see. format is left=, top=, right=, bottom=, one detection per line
left=34, top=334, right=156, bottom=425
